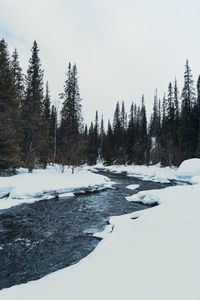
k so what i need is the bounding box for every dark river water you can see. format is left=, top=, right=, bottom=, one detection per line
left=0, top=170, right=174, bottom=290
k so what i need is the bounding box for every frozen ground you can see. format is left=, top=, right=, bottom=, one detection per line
left=0, top=166, right=113, bottom=210
left=1, top=158, right=200, bottom=299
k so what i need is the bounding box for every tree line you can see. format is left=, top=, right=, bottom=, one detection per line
left=0, top=38, right=200, bottom=173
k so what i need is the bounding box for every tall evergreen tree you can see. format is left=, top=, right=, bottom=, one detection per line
left=138, top=95, right=147, bottom=164
left=86, top=112, right=99, bottom=165
left=160, top=83, right=175, bottom=165
left=99, top=115, right=105, bottom=160
left=11, top=48, right=24, bottom=106
left=57, top=63, right=84, bottom=171
left=112, top=101, right=124, bottom=163
left=22, top=40, right=44, bottom=171
left=50, top=105, right=57, bottom=164
left=0, top=39, right=22, bottom=171
left=103, top=120, right=114, bottom=165
left=126, top=102, right=136, bottom=163
left=149, top=89, right=160, bottom=164
left=196, top=76, right=200, bottom=157
left=40, top=82, right=52, bottom=168
left=120, top=101, right=127, bottom=162
left=180, top=59, right=196, bottom=160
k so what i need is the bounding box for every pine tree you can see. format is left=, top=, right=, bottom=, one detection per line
left=173, top=79, right=181, bottom=165
left=120, top=101, right=127, bottom=162
left=22, top=41, right=44, bottom=171
left=126, top=102, right=136, bottom=163
left=0, top=39, right=22, bottom=172
left=180, top=59, right=196, bottom=160
left=57, top=63, right=84, bottom=172
left=86, top=112, right=99, bottom=165
left=40, top=82, right=52, bottom=168
left=99, top=115, right=105, bottom=161
left=196, top=76, right=200, bottom=157
left=174, top=78, right=179, bottom=119
left=161, top=83, right=175, bottom=165
left=11, top=48, right=24, bottom=107
left=149, top=89, right=160, bottom=164
left=138, top=95, right=147, bottom=164
left=103, top=120, right=114, bottom=165
left=50, top=105, right=57, bottom=164
left=112, top=101, right=123, bottom=163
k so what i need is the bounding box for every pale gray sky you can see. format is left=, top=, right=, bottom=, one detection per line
left=0, top=0, right=200, bottom=124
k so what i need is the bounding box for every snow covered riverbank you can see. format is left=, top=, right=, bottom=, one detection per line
left=1, top=159, right=200, bottom=299
left=90, top=162, right=179, bottom=183
left=0, top=166, right=113, bottom=210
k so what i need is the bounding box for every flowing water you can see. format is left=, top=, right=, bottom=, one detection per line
left=0, top=170, right=174, bottom=290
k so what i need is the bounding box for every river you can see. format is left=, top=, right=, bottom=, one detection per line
left=0, top=170, right=174, bottom=290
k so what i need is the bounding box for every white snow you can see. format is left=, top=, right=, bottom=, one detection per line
left=126, top=184, right=140, bottom=190
left=1, top=158, right=200, bottom=300
left=89, top=162, right=178, bottom=183
left=0, top=166, right=113, bottom=210
left=93, top=224, right=113, bottom=239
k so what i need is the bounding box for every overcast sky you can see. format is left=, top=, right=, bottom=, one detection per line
left=0, top=0, right=200, bottom=124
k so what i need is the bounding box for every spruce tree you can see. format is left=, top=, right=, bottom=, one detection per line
left=50, top=105, right=57, bottom=164
left=196, top=76, right=200, bottom=157
left=112, top=101, right=123, bottom=163
left=86, top=112, right=99, bottom=165
left=180, top=59, right=196, bottom=160
left=138, top=95, right=147, bottom=164
left=126, top=102, right=136, bottom=163
left=103, top=120, right=114, bottom=165
left=22, top=40, right=44, bottom=171
left=40, top=82, right=52, bottom=168
left=57, top=63, right=84, bottom=172
left=99, top=115, right=105, bottom=161
left=120, top=101, right=127, bottom=162
left=149, top=89, right=160, bottom=164
left=0, top=39, right=22, bottom=171
left=11, top=48, right=24, bottom=107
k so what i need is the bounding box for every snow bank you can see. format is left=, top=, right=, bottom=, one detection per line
left=90, top=163, right=177, bottom=183
left=176, top=158, right=200, bottom=178
left=0, top=166, right=113, bottom=210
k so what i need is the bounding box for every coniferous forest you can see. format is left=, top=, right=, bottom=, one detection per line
left=1, top=38, right=200, bottom=173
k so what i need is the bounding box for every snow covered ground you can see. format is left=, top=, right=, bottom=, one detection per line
left=0, top=165, right=113, bottom=210
left=90, top=162, right=179, bottom=183
left=1, top=158, right=200, bottom=299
